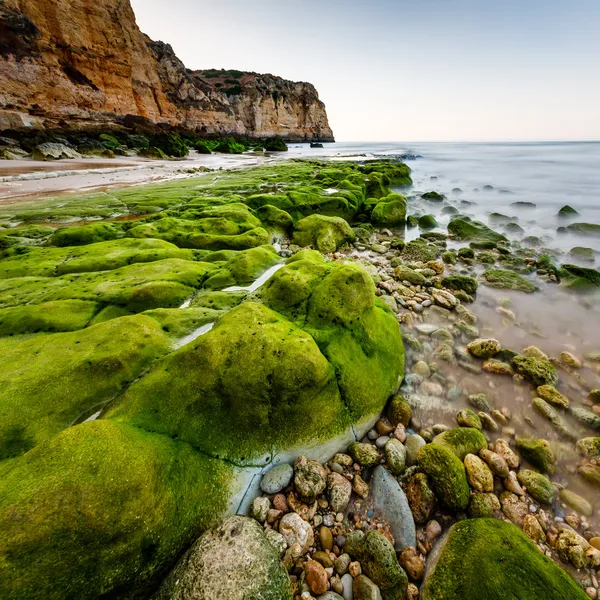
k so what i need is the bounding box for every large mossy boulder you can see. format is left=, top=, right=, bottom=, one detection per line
left=0, top=420, right=232, bottom=599
left=448, top=218, right=507, bottom=243
left=49, top=222, right=122, bottom=247
left=481, top=269, right=539, bottom=293
left=293, top=214, right=356, bottom=252
left=421, top=519, right=587, bottom=600
left=559, top=264, right=600, bottom=290
left=370, top=193, right=407, bottom=226
left=155, top=516, right=292, bottom=600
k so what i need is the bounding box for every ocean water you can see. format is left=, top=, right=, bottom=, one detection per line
left=289, top=141, right=600, bottom=253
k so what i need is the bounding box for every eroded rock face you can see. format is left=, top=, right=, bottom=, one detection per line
left=0, top=0, right=334, bottom=141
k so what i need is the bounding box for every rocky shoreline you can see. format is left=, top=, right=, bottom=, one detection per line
left=0, top=157, right=598, bottom=598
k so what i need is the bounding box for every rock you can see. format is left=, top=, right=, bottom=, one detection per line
left=420, top=519, right=588, bottom=600
left=293, top=215, right=356, bottom=252
left=571, top=407, right=600, bottom=430
left=468, top=492, right=501, bottom=517
left=561, top=351, right=582, bottom=368
left=295, top=457, right=327, bottom=502
left=504, top=471, right=525, bottom=496
left=558, top=205, right=580, bottom=217
left=523, top=514, right=546, bottom=542
left=412, top=361, right=431, bottom=378
left=532, top=398, right=574, bottom=439
left=576, top=437, right=600, bottom=458
left=405, top=434, right=426, bottom=466
left=335, top=553, right=351, bottom=575
left=384, top=438, right=407, bottom=476
left=353, top=473, right=370, bottom=499
left=494, top=439, right=520, bottom=469
left=32, top=143, right=82, bottom=161
left=467, top=393, right=493, bottom=413
left=348, top=442, right=381, bottom=467
left=328, top=473, right=352, bottom=513
left=556, top=529, right=593, bottom=569
left=431, top=289, right=458, bottom=310
left=279, top=512, right=314, bottom=553
left=578, top=463, right=600, bottom=489
left=320, top=526, right=334, bottom=551
left=341, top=573, right=354, bottom=600
left=155, top=516, right=292, bottom=600
left=251, top=496, right=271, bottom=522
left=467, top=338, right=501, bottom=359
left=306, top=559, right=328, bottom=595
left=395, top=266, right=426, bottom=285
left=456, top=408, right=482, bottom=430
left=481, top=269, right=538, bottom=293
left=536, top=385, right=569, bottom=409
left=500, top=492, right=529, bottom=525
left=406, top=472, right=436, bottom=525
left=441, top=275, right=478, bottom=295
left=321, top=593, right=345, bottom=600
left=517, top=470, right=555, bottom=505
left=387, top=395, right=412, bottom=427
left=464, top=454, right=494, bottom=492
left=515, top=438, right=555, bottom=474
left=353, top=575, right=382, bottom=600
left=512, top=355, right=558, bottom=386
left=432, top=428, right=486, bottom=460
left=482, top=359, right=514, bottom=375
left=559, top=489, right=593, bottom=517
left=261, top=463, right=294, bottom=494
left=479, top=449, right=509, bottom=477
left=345, top=530, right=408, bottom=597
left=265, top=530, right=286, bottom=556
left=420, top=381, right=444, bottom=396
left=371, top=466, right=416, bottom=551
left=417, top=443, right=470, bottom=510
left=400, top=547, right=425, bottom=582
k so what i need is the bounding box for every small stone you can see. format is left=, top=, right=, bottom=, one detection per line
left=432, top=288, right=459, bottom=309
left=457, top=408, right=482, bottom=430
left=420, top=380, right=444, bottom=397
left=523, top=514, right=546, bottom=542
left=468, top=393, right=493, bottom=413
left=388, top=394, right=413, bottom=427
left=500, top=492, right=529, bottom=526
left=294, top=457, right=327, bottom=502
left=589, top=537, right=600, bottom=551
left=515, top=438, right=555, bottom=474
left=352, top=474, right=370, bottom=499
left=265, top=529, right=287, bottom=556
left=267, top=508, right=283, bottom=524
left=335, top=553, right=351, bottom=575
left=353, top=575, right=381, bottom=600
left=426, top=519, right=442, bottom=542
left=479, top=449, right=509, bottom=477
left=400, top=547, right=425, bottom=581
left=405, top=434, right=426, bottom=466
left=559, top=489, right=593, bottom=517
left=251, top=496, right=271, bottom=522
left=375, top=436, right=389, bottom=449
left=349, top=561, right=362, bottom=577
left=273, top=493, right=289, bottom=513
left=393, top=423, right=407, bottom=442
left=464, top=453, right=494, bottom=492
left=384, top=438, right=407, bottom=475
left=348, top=443, right=381, bottom=467
left=517, top=470, right=555, bottom=505
left=482, top=359, right=514, bottom=376
left=406, top=472, right=436, bottom=525
left=320, top=526, right=334, bottom=551
left=334, top=453, right=354, bottom=467
left=328, top=473, right=352, bottom=513
left=504, top=471, right=525, bottom=496
left=261, top=463, right=294, bottom=494
left=279, top=512, right=315, bottom=553
left=412, top=361, right=431, bottom=378
left=376, top=419, right=393, bottom=435
left=407, top=583, right=419, bottom=600
left=536, top=385, right=570, bottom=409
left=341, top=573, right=354, bottom=600
left=306, top=559, right=328, bottom=595
left=494, top=438, right=520, bottom=469
left=468, top=492, right=501, bottom=518
left=467, top=338, right=501, bottom=359
left=561, top=351, right=582, bottom=369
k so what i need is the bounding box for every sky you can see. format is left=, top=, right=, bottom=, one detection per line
left=130, top=0, right=600, bottom=142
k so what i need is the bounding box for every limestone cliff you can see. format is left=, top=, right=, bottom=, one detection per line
left=0, top=0, right=334, bottom=141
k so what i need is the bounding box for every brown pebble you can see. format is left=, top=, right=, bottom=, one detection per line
left=425, top=520, right=442, bottom=542
left=349, top=561, right=362, bottom=577
left=305, top=559, right=328, bottom=595
left=267, top=509, right=282, bottom=524
left=273, top=493, right=289, bottom=513
left=320, top=526, right=333, bottom=551
left=376, top=419, right=394, bottom=435
left=589, top=537, right=600, bottom=551
left=394, top=423, right=407, bottom=442
left=401, top=547, right=425, bottom=581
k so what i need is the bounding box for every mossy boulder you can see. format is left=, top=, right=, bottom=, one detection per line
left=517, top=470, right=555, bottom=504
left=418, top=215, right=440, bottom=230
left=0, top=420, right=232, bottom=599
left=155, top=516, right=292, bottom=600
left=481, top=269, right=538, bottom=293
left=395, top=266, right=426, bottom=285
left=576, top=437, right=600, bottom=458
left=255, top=204, right=293, bottom=231
left=422, top=191, right=445, bottom=202
left=417, top=443, right=470, bottom=510
left=448, top=218, right=507, bottom=243
left=49, top=222, right=122, bottom=247
left=401, top=239, right=438, bottom=263
left=558, top=205, right=579, bottom=217
left=559, top=264, right=600, bottom=290
left=0, top=315, right=171, bottom=460
left=512, top=355, right=558, bottom=386
left=432, top=428, right=487, bottom=460
left=293, top=214, right=356, bottom=252
left=515, top=438, right=555, bottom=474
left=566, top=222, right=600, bottom=237
left=370, top=193, right=407, bottom=226
left=441, top=275, right=478, bottom=295
left=420, top=519, right=588, bottom=600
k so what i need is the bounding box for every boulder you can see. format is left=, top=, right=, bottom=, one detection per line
left=293, top=214, right=356, bottom=252
left=32, top=142, right=81, bottom=160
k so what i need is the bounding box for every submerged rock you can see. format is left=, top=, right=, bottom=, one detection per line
left=155, top=516, right=293, bottom=600
left=515, top=438, right=555, bottom=474
left=420, top=519, right=588, bottom=600
left=481, top=269, right=538, bottom=293
left=512, top=355, right=558, bottom=386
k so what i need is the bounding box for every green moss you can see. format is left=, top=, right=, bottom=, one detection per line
left=566, top=222, right=600, bottom=236
left=559, top=264, right=600, bottom=290
left=0, top=420, right=231, bottom=598
left=370, top=193, right=407, bottom=226
left=417, top=443, right=470, bottom=510
left=49, top=222, right=122, bottom=247
left=515, top=438, right=555, bottom=474
left=432, top=428, right=487, bottom=460
left=421, top=191, right=445, bottom=202
left=481, top=269, right=539, bottom=293
left=576, top=437, right=600, bottom=458
left=512, top=355, right=558, bottom=386
left=448, top=218, right=507, bottom=243
left=203, top=245, right=280, bottom=289
left=142, top=307, right=221, bottom=338
left=89, top=305, right=133, bottom=325
left=441, top=275, right=478, bottom=295
left=421, top=519, right=588, bottom=600
left=0, top=300, right=99, bottom=336
left=0, top=315, right=171, bottom=459
left=517, top=469, right=555, bottom=504
left=255, top=204, right=293, bottom=231
left=401, top=239, right=438, bottom=263
left=419, top=215, right=440, bottom=230
left=293, top=214, right=356, bottom=252
left=190, top=290, right=247, bottom=311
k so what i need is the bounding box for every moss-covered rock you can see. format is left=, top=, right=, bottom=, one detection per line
left=576, top=437, right=600, bottom=458
left=448, top=218, right=507, bottom=243
left=515, top=438, right=555, bottom=474
left=559, top=264, right=600, bottom=290
left=481, top=269, right=538, bottom=293
left=0, top=315, right=171, bottom=459
left=441, top=275, right=478, bottom=295
left=517, top=469, right=555, bottom=504
left=417, top=443, right=470, bottom=510
left=418, top=214, right=440, bottom=230
left=420, top=519, right=588, bottom=600
left=401, top=239, right=438, bottom=263
left=49, top=222, right=122, bottom=247
left=371, top=193, right=407, bottom=226
left=255, top=204, right=293, bottom=231
left=293, top=214, right=356, bottom=252
left=512, top=355, right=558, bottom=386
left=0, top=420, right=231, bottom=599
left=566, top=222, right=600, bottom=237
left=536, top=385, right=569, bottom=409
left=432, top=428, right=487, bottom=460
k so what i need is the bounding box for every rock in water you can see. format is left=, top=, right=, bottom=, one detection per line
left=420, top=519, right=588, bottom=600
left=371, top=466, right=416, bottom=550
left=155, top=516, right=292, bottom=600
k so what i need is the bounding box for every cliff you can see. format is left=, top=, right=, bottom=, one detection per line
left=0, top=0, right=334, bottom=141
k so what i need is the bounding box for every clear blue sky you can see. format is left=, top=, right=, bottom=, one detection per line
left=131, top=0, right=600, bottom=142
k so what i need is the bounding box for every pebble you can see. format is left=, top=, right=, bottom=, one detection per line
left=405, top=434, right=426, bottom=466
left=320, top=526, right=334, bottom=551
left=279, top=512, right=314, bottom=553
left=305, top=559, right=328, bottom=595
left=341, top=573, right=354, bottom=600
left=335, top=553, right=351, bottom=575
left=426, top=519, right=442, bottom=542
left=375, top=436, right=389, bottom=449
left=250, top=496, right=270, bottom=522
left=260, top=463, right=293, bottom=494
left=349, top=561, right=362, bottom=577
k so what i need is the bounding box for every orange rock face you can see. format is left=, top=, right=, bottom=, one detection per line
left=0, top=0, right=334, bottom=141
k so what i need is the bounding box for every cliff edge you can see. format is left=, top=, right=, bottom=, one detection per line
left=0, top=0, right=334, bottom=141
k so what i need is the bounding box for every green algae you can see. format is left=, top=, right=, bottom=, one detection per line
left=481, top=269, right=539, bottom=293
left=0, top=420, right=232, bottom=599
left=421, top=519, right=588, bottom=600
left=0, top=316, right=171, bottom=459
left=448, top=218, right=507, bottom=243
left=50, top=222, right=122, bottom=247
left=370, top=193, right=407, bottom=226
left=293, top=214, right=356, bottom=252
left=432, top=427, right=487, bottom=460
